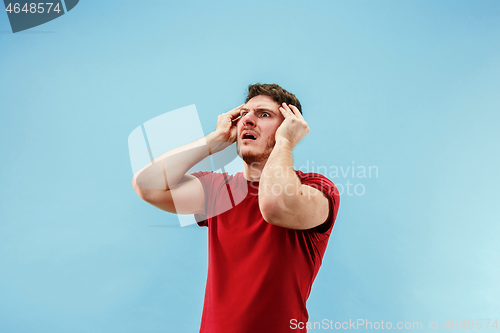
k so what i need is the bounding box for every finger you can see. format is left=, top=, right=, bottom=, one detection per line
left=282, top=103, right=297, bottom=116
left=279, top=106, right=292, bottom=119
left=289, top=105, right=304, bottom=120
left=280, top=103, right=295, bottom=119
left=227, top=104, right=245, bottom=118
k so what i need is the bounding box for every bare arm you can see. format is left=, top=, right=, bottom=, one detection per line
left=258, top=139, right=329, bottom=230
left=259, top=103, right=329, bottom=230
left=132, top=137, right=210, bottom=214
left=132, top=104, right=243, bottom=214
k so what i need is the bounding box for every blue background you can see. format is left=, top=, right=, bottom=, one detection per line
left=1, top=0, right=499, bottom=332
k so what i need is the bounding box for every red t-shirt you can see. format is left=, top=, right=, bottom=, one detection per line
left=191, top=170, right=340, bottom=333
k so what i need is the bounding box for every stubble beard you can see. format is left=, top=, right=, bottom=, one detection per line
left=237, top=135, right=276, bottom=165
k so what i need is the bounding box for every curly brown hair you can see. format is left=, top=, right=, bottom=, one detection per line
left=245, top=83, right=302, bottom=114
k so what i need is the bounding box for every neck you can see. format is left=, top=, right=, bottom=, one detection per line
left=243, top=159, right=268, bottom=182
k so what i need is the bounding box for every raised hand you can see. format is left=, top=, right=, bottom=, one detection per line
left=206, top=104, right=244, bottom=154
left=276, top=103, right=310, bottom=149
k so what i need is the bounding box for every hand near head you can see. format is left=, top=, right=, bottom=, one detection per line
left=206, top=104, right=244, bottom=155
left=276, top=103, right=309, bottom=149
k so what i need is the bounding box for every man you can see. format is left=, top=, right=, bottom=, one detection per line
left=132, top=83, right=340, bottom=332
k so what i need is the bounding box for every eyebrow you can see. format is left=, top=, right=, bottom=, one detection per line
left=240, top=107, right=276, bottom=114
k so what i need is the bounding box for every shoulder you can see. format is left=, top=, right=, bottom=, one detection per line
left=295, top=170, right=340, bottom=215
left=190, top=171, right=246, bottom=189
left=295, top=171, right=338, bottom=195
left=191, top=171, right=244, bottom=181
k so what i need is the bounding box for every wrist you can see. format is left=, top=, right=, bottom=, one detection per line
left=275, top=137, right=294, bottom=150
left=205, top=131, right=226, bottom=155
left=205, top=132, right=216, bottom=155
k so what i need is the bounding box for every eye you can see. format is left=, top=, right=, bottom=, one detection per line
left=241, top=111, right=248, bottom=116
left=261, top=112, right=270, bottom=117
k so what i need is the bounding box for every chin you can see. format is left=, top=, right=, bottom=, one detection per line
left=237, top=145, right=270, bottom=165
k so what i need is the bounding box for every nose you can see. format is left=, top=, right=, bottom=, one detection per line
left=241, top=111, right=257, bottom=127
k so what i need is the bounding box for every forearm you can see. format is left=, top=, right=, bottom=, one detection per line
left=133, top=135, right=212, bottom=192
left=259, top=139, right=302, bottom=216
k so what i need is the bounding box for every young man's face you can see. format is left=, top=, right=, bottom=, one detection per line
left=236, top=95, right=285, bottom=165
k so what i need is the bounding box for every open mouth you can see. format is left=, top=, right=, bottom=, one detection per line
left=242, top=133, right=257, bottom=140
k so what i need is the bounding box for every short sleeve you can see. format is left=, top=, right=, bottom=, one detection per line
left=190, top=171, right=231, bottom=227
left=191, top=171, right=214, bottom=227
left=296, top=171, right=340, bottom=235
